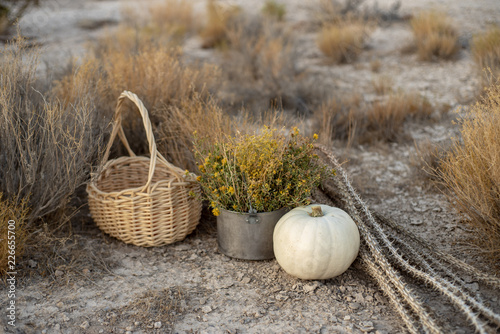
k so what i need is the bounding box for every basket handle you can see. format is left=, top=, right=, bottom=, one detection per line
left=102, top=91, right=184, bottom=190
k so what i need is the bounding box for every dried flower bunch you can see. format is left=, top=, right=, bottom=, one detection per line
left=193, top=127, right=328, bottom=215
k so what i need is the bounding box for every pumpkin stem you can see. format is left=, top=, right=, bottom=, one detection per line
left=309, top=206, right=324, bottom=217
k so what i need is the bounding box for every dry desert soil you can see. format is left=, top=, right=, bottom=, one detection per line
left=2, top=0, right=500, bottom=333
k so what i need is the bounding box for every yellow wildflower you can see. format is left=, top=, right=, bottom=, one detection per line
left=313, top=133, right=319, bottom=140
left=228, top=186, right=235, bottom=195
left=212, top=208, right=220, bottom=216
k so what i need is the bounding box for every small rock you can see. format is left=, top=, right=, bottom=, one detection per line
left=28, top=259, right=38, bottom=268
left=276, top=293, right=289, bottom=301
left=62, top=314, right=70, bottom=322
left=99, top=330, right=104, bottom=334
left=349, top=302, right=360, bottom=310
left=82, top=268, right=90, bottom=275
left=154, top=321, right=162, bottom=329
left=344, top=315, right=351, bottom=321
left=199, top=297, right=207, bottom=305
left=55, top=270, right=64, bottom=277
left=80, top=321, right=89, bottom=329
left=126, top=326, right=134, bottom=331
left=358, top=321, right=375, bottom=332
left=409, top=218, right=424, bottom=226
left=354, top=292, right=365, bottom=303
left=56, top=302, right=64, bottom=308
left=303, top=284, right=318, bottom=293
left=202, top=305, right=212, bottom=313
left=241, top=277, right=251, bottom=284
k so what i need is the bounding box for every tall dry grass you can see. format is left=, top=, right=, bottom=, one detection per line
left=199, top=0, right=240, bottom=49
left=53, top=35, right=222, bottom=170
left=439, top=83, right=500, bottom=261
left=471, top=26, right=500, bottom=85
left=0, top=195, right=29, bottom=276
left=315, top=91, right=433, bottom=144
left=317, top=18, right=370, bottom=64
left=261, top=0, right=286, bottom=21
left=0, top=37, right=106, bottom=224
left=217, top=12, right=308, bottom=114
left=118, top=0, right=196, bottom=46
left=410, top=10, right=459, bottom=61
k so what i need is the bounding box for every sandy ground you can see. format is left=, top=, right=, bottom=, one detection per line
left=2, top=0, right=500, bottom=333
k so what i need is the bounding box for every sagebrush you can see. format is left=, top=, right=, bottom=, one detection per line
left=439, top=82, right=500, bottom=262
left=53, top=33, right=221, bottom=170
left=471, top=25, right=500, bottom=85
left=410, top=10, right=459, bottom=61
left=0, top=37, right=105, bottom=224
left=0, top=195, right=29, bottom=276
left=315, top=91, right=433, bottom=144
left=317, top=19, right=369, bottom=64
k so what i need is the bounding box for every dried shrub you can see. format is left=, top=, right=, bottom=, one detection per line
left=200, top=0, right=239, bottom=49
left=317, top=19, right=370, bottom=64
left=372, top=75, right=393, bottom=95
left=53, top=36, right=221, bottom=169
left=365, top=92, right=432, bottom=142
left=370, top=58, right=382, bottom=72
left=0, top=37, right=106, bottom=224
left=156, top=93, right=231, bottom=172
left=410, top=10, right=459, bottom=61
left=439, top=83, right=500, bottom=261
left=220, top=12, right=306, bottom=114
left=0, top=0, right=39, bottom=34
left=471, top=26, right=500, bottom=85
left=117, top=0, right=195, bottom=46
left=262, top=0, right=286, bottom=21
left=148, top=0, right=195, bottom=40
left=315, top=92, right=433, bottom=144
left=314, top=93, right=363, bottom=146
left=0, top=195, right=29, bottom=276
left=412, top=139, right=449, bottom=182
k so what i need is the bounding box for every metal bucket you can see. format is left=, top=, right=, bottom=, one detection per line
left=217, top=208, right=288, bottom=260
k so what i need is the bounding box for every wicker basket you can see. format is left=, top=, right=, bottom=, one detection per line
left=87, top=91, right=202, bottom=247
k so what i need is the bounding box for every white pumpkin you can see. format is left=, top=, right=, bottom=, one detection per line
left=273, top=204, right=360, bottom=280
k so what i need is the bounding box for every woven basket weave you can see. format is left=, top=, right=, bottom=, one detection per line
left=87, top=91, right=202, bottom=247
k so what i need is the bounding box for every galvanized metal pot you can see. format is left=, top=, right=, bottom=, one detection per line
left=217, top=208, right=288, bottom=260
